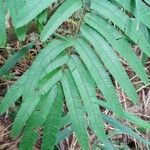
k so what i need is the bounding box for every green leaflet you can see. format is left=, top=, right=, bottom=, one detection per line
left=91, top=0, right=150, bottom=56
left=19, top=86, right=57, bottom=150
left=135, top=0, right=141, bottom=30
left=75, top=38, right=123, bottom=116
left=6, top=0, right=27, bottom=41
left=22, top=39, right=72, bottom=98
left=141, top=52, right=148, bottom=65
left=57, top=115, right=72, bottom=144
left=141, top=25, right=150, bottom=64
left=44, top=55, right=68, bottom=75
left=114, top=0, right=150, bottom=29
left=42, top=84, right=63, bottom=150
left=11, top=92, right=40, bottom=137
left=56, top=115, right=72, bottom=144
left=103, top=114, right=150, bottom=145
left=68, top=56, right=115, bottom=150
left=37, top=10, right=48, bottom=25
left=61, top=70, right=89, bottom=150
left=36, top=9, right=48, bottom=32
left=97, top=100, right=150, bottom=129
left=56, top=127, right=73, bottom=144
left=0, top=0, right=7, bottom=47
left=84, top=13, right=149, bottom=84
left=36, top=69, right=63, bottom=95
left=0, top=43, right=33, bottom=76
left=60, top=114, right=71, bottom=128
left=40, top=0, right=82, bottom=41
left=22, top=54, right=68, bottom=98
left=0, top=72, right=26, bottom=114
left=124, top=111, right=150, bottom=129
left=144, top=0, right=150, bottom=5
left=14, top=0, right=56, bottom=28
left=80, top=24, right=138, bottom=103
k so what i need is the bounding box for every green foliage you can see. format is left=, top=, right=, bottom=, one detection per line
left=0, top=0, right=150, bottom=149
left=62, top=70, right=89, bottom=150
left=6, top=0, right=27, bottom=41
left=0, top=0, right=7, bottom=47
left=40, top=0, right=82, bottom=41
left=42, top=84, right=63, bottom=150
left=0, top=43, right=33, bottom=76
